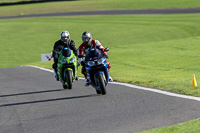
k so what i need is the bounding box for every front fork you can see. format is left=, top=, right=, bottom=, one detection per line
left=94, top=72, right=106, bottom=87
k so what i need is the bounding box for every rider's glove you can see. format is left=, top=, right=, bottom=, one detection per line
left=81, top=61, right=85, bottom=66
left=104, top=54, right=108, bottom=59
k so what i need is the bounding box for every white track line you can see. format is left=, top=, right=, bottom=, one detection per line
left=24, top=65, right=200, bottom=102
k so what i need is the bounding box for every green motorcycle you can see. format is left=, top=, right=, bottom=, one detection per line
left=57, top=48, right=78, bottom=89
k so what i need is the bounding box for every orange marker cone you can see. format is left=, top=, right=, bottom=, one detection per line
left=192, top=74, right=197, bottom=87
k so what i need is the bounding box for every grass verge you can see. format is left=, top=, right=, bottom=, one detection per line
left=140, top=119, right=200, bottom=133
left=0, top=0, right=200, bottom=16
left=1, top=14, right=200, bottom=97
left=1, top=9, right=200, bottom=132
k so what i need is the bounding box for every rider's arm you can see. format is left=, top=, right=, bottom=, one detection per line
left=52, top=42, right=60, bottom=62
left=95, top=40, right=108, bottom=58
left=95, top=40, right=107, bottom=55
left=70, top=40, right=78, bottom=56
left=78, top=43, right=85, bottom=55
left=78, top=43, right=86, bottom=65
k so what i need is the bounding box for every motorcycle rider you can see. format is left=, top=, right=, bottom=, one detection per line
left=78, top=31, right=113, bottom=86
left=52, top=30, right=78, bottom=81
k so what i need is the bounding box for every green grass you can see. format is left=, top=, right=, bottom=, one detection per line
left=1, top=14, right=200, bottom=97
left=0, top=0, right=200, bottom=16
left=141, top=119, right=200, bottom=133
left=0, top=0, right=30, bottom=2
left=1, top=1, right=200, bottom=133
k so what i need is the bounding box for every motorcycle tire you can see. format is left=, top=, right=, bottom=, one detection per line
left=64, top=70, right=73, bottom=89
left=63, top=84, right=68, bottom=89
left=96, top=89, right=101, bottom=94
left=97, top=73, right=106, bottom=95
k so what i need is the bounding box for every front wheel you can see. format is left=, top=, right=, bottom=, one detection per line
left=96, top=90, right=101, bottom=94
left=97, top=73, right=106, bottom=95
left=63, top=70, right=73, bottom=89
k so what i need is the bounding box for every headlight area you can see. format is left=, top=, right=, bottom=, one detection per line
left=60, top=58, right=67, bottom=64
left=69, top=57, right=75, bottom=63
left=87, top=61, right=95, bottom=66
left=86, top=58, right=106, bottom=66
left=97, top=57, right=106, bottom=65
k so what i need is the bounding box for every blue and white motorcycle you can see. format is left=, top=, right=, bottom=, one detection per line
left=79, top=48, right=110, bottom=95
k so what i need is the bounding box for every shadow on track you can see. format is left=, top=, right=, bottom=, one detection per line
left=0, top=0, right=77, bottom=6
left=0, top=89, right=62, bottom=97
left=0, top=94, right=97, bottom=107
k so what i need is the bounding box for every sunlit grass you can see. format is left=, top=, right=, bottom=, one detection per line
left=1, top=1, right=200, bottom=132
left=1, top=14, right=200, bottom=96
left=140, top=119, right=200, bottom=133
left=0, top=0, right=200, bottom=16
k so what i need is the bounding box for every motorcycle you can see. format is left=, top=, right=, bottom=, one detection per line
left=57, top=48, right=78, bottom=89
left=79, top=47, right=110, bottom=95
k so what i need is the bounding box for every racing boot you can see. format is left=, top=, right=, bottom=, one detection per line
left=109, top=76, right=113, bottom=82
left=85, top=78, right=89, bottom=87
left=53, top=69, right=59, bottom=81
left=75, top=76, right=79, bottom=81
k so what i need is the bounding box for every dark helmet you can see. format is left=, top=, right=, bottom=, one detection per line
left=81, top=31, right=92, bottom=46
left=62, top=48, right=71, bottom=57
left=60, top=31, right=70, bottom=44
left=86, top=48, right=100, bottom=60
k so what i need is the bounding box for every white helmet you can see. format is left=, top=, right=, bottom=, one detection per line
left=60, top=31, right=70, bottom=44
left=81, top=31, right=92, bottom=46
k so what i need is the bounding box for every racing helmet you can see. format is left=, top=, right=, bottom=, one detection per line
left=62, top=48, right=71, bottom=57
left=81, top=31, right=92, bottom=46
left=86, top=48, right=101, bottom=61
left=60, top=31, right=70, bottom=44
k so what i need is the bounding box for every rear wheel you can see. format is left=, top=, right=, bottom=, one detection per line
left=63, top=70, right=73, bottom=89
left=97, top=73, right=106, bottom=95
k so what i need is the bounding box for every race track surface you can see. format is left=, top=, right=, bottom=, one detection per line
left=0, top=66, right=200, bottom=133
left=1, top=8, right=200, bottom=133
left=0, top=8, right=200, bottom=19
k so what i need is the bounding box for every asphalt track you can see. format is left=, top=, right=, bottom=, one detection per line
left=0, top=8, right=200, bottom=19
left=0, top=66, right=200, bottom=133
left=0, top=8, right=200, bottom=133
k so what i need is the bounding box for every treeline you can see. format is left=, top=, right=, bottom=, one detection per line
left=0, top=0, right=77, bottom=6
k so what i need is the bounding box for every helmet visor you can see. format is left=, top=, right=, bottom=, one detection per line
left=61, top=36, right=69, bottom=43
left=83, top=38, right=90, bottom=44
left=62, top=48, right=71, bottom=57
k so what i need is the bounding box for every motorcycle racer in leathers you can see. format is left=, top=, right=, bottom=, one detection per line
left=78, top=31, right=113, bottom=86
left=52, top=31, right=78, bottom=81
